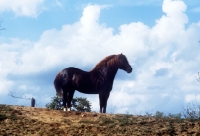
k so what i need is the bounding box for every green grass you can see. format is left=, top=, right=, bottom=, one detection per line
left=0, top=105, right=21, bottom=121
left=99, top=115, right=115, bottom=126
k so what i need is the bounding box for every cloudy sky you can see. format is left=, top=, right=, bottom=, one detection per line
left=0, top=0, right=200, bottom=114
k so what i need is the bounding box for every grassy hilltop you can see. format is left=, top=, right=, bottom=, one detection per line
left=0, top=104, right=200, bottom=135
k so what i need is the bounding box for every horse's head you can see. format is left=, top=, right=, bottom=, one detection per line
left=118, top=53, right=132, bottom=73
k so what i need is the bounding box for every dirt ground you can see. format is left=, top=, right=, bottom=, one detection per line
left=0, top=104, right=200, bottom=136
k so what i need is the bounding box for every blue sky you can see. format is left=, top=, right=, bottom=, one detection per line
left=0, top=0, right=200, bottom=114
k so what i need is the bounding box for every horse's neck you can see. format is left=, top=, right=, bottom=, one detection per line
left=100, top=66, right=118, bottom=80
left=109, top=67, right=118, bottom=77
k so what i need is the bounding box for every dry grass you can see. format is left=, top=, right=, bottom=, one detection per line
left=1, top=104, right=200, bottom=135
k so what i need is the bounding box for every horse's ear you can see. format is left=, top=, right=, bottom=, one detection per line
left=120, top=53, right=123, bottom=55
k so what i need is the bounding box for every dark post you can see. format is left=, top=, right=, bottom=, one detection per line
left=31, top=97, right=35, bottom=107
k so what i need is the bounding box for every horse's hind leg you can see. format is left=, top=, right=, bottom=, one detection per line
left=62, top=87, right=75, bottom=111
left=62, top=88, right=68, bottom=111
left=66, top=89, right=75, bottom=111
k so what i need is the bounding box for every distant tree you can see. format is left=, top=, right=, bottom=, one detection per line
left=46, top=96, right=92, bottom=112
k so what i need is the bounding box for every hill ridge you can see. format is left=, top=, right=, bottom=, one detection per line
left=0, top=104, right=200, bottom=135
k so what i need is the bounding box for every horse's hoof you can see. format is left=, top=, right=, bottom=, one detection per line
left=67, top=108, right=71, bottom=111
left=63, top=108, right=66, bottom=111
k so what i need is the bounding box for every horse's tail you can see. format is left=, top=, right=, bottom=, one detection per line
left=54, top=72, right=63, bottom=97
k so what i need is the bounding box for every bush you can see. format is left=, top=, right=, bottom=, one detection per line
left=71, top=97, right=92, bottom=112
left=46, top=96, right=63, bottom=110
left=46, top=96, right=92, bottom=112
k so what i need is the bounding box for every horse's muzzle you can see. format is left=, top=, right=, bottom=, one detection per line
left=126, top=67, right=132, bottom=73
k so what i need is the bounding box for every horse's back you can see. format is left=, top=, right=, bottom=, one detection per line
left=59, top=67, right=83, bottom=80
left=57, top=67, right=88, bottom=86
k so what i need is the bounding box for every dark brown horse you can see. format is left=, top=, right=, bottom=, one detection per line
left=54, top=54, right=132, bottom=113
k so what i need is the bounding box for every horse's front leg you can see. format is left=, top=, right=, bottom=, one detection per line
left=99, top=93, right=103, bottom=113
left=99, top=92, right=110, bottom=113
left=100, top=105, right=103, bottom=113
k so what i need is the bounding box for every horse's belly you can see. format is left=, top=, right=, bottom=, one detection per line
left=76, top=88, right=100, bottom=94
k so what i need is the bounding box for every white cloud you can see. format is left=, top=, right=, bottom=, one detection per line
left=1, top=0, right=200, bottom=113
left=0, top=80, right=13, bottom=95
left=0, top=0, right=45, bottom=17
left=151, top=0, right=188, bottom=46
left=80, top=5, right=100, bottom=26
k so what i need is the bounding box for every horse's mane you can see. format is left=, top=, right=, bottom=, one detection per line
left=90, top=54, right=119, bottom=72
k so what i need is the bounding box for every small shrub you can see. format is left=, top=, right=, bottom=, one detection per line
left=154, top=111, right=165, bottom=119
left=183, top=103, right=200, bottom=120
left=145, top=111, right=153, bottom=117
left=167, top=113, right=182, bottom=119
